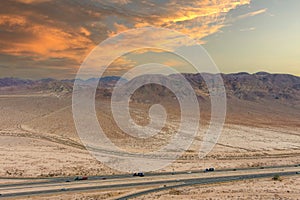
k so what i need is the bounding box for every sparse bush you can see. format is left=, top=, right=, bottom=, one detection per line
left=169, top=189, right=182, bottom=195
left=272, top=174, right=281, bottom=181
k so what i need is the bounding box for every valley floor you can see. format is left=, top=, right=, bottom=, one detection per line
left=0, top=94, right=299, bottom=199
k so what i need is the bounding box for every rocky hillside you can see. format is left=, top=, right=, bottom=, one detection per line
left=110, top=72, right=300, bottom=103
left=181, top=72, right=300, bottom=101
left=0, top=73, right=299, bottom=103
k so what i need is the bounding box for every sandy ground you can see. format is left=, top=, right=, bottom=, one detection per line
left=136, top=176, right=300, bottom=200
left=0, top=136, right=115, bottom=177
left=0, top=94, right=299, bottom=199
left=0, top=95, right=300, bottom=177
left=24, top=189, right=129, bottom=200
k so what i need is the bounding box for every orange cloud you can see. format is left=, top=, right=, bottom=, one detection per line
left=0, top=0, right=255, bottom=78
left=15, top=0, right=51, bottom=4
left=108, top=23, right=130, bottom=37
left=131, top=0, right=252, bottom=42
left=80, top=27, right=91, bottom=37
left=0, top=15, right=26, bottom=27
left=110, top=56, right=137, bottom=69
left=1, top=0, right=252, bottom=60
left=0, top=14, right=94, bottom=63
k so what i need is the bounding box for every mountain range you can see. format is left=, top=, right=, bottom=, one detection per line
left=0, top=73, right=299, bottom=104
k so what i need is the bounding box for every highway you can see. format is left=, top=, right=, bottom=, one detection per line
left=0, top=164, right=299, bottom=199
left=117, top=171, right=300, bottom=200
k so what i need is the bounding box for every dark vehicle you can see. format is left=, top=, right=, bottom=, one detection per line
left=74, top=176, right=88, bottom=181
left=133, top=172, right=144, bottom=177
left=205, top=168, right=215, bottom=172
left=296, top=172, right=300, bottom=174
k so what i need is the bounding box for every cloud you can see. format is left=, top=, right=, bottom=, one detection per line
left=124, top=1, right=253, bottom=42
left=240, top=27, right=256, bottom=32
left=109, top=56, right=137, bottom=72
left=80, top=27, right=91, bottom=37
left=0, top=0, right=254, bottom=78
left=108, top=23, right=130, bottom=37
left=0, top=14, right=93, bottom=63
left=15, top=0, right=51, bottom=4
left=237, top=8, right=267, bottom=20
left=109, top=0, right=132, bottom=5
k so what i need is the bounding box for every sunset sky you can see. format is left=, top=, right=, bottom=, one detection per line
left=0, top=0, right=299, bottom=79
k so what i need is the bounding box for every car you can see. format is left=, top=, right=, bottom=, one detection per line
left=187, top=171, right=192, bottom=174
left=60, top=188, right=68, bottom=191
left=296, top=172, right=300, bottom=174
left=65, top=180, right=71, bottom=182
left=133, top=172, right=144, bottom=177
left=74, top=176, right=88, bottom=181
left=205, top=168, right=215, bottom=172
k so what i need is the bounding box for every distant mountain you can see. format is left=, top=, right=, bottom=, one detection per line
left=0, top=73, right=299, bottom=102
left=86, top=76, right=127, bottom=88
left=222, top=72, right=300, bottom=101
left=117, top=72, right=300, bottom=103
left=0, top=76, right=127, bottom=95
left=0, top=77, right=33, bottom=87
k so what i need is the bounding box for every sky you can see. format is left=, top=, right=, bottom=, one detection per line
left=0, top=0, right=299, bottom=79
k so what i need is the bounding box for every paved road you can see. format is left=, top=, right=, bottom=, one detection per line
left=0, top=165, right=299, bottom=199
left=116, top=171, right=300, bottom=200
left=0, top=163, right=299, bottom=188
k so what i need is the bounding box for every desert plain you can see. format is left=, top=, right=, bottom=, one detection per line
left=0, top=73, right=299, bottom=199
